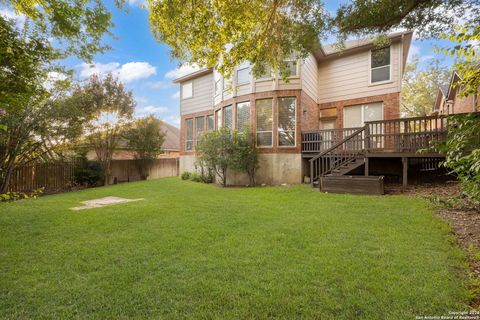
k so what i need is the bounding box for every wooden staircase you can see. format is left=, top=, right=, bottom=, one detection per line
left=329, top=156, right=365, bottom=176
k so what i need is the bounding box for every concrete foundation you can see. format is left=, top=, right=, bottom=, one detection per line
left=179, top=153, right=303, bottom=186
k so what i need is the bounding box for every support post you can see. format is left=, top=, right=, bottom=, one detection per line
left=402, top=157, right=408, bottom=192
left=364, top=157, right=369, bottom=176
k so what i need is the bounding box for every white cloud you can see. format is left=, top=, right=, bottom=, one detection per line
left=147, top=80, right=172, bottom=89
left=171, top=91, right=180, bottom=100
left=0, top=8, right=26, bottom=28
left=78, top=61, right=156, bottom=83
left=44, top=71, right=68, bottom=91
left=165, top=64, right=200, bottom=80
left=137, top=105, right=169, bottom=114
left=128, top=0, right=146, bottom=6
left=167, top=115, right=180, bottom=126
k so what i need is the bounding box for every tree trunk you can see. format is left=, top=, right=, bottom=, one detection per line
left=0, top=157, right=16, bottom=194
left=222, top=167, right=227, bottom=187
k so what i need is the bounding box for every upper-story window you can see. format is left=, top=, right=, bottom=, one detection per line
left=236, top=67, right=250, bottom=85
left=285, top=61, right=298, bottom=77
left=215, top=78, right=222, bottom=96
left=256, top=65, right=272, bottom=80
left=181, top=82, right=193, bottom=99
left=371, top=46, right=390, bottom=83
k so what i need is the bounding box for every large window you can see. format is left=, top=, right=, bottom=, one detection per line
left=223, top=105, right=233, bottom=130
left=215, top=109, right=222, bottom=129
left=278, top=97, right=296, bottom=146
left=256, top=65, right=272, bottom=80
left=181, top=82, right=193, bottom=99
left=256, top=99, right=273, bottom=147
left=236, top=67, right=250, bottom=85
left=207, top=114, right=214, bottom=131
left=371, top=47, right=390, bottom=83
left=185, top=118, right=194, bottom=151
left=236, top=101, right=251, bottom=132
left=195, top=116, right=205, bottom=145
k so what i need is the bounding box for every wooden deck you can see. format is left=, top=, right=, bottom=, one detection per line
left=303, top=114, right=455, bottom=191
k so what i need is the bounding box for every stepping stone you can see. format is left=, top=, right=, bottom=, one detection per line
left=70, top=196, right=143, bottom=211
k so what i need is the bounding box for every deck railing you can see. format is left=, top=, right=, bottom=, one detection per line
left=302, top=114, right=451, bottom=155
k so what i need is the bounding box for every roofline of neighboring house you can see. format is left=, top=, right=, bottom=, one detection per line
left=433, top=88, right=445, bottom=111
left=172, top=31, right=414, bottom=84
left=172, top=68, right=213, bottom=84
left=446, top=71, right=462, bottom=101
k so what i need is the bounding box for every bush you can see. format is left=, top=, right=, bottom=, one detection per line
left=189, top=172, right=202, bottom=182
left=181, top=171, right=192, bottom=180
left=1, top=188, right=44, bottom=202
left=437, top=114, right=480, bottom=203
left=74, top=155, right=104, bottom=187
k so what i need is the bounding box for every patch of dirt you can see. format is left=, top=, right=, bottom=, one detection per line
left=393, top=182, right=480, bottom=308
left=70, top=196, right=144, bottom=211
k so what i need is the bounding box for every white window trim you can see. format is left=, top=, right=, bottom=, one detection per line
left=256, top=131, right=273, bottom=148
left=342, top=102, right=384, bottom=127
left=277, top=97, right=296, bottom=148
left=185, top=118, right=194, bottom=151
left=369, top=46, right=392, bottom=86
left=181, top=81, right=193, bottom=100
left=223, top=105, right=233, bottom=130
left=214, top=78, right=222, bottom=97
left=235, top=101, right=251, bottom=132
left=284, top=60, right=300, bottom=79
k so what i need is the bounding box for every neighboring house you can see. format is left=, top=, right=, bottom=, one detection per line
left=86, top=121, right=180, bottom=160
left=433, top=71, right=480, bottom=115
left=175, top=32, right=437, bottom=189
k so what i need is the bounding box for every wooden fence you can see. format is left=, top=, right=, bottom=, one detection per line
left=8, top=162, right=76, bottom=193
left=7, top=158, right=180, bottom=194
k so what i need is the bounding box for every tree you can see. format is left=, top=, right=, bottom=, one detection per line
left=3, top=0, right=115, bottom=61
left=401, top=57, right=451, bottom=117
left=232, top=129, right=259, bottom=186
left=124, top=116, right=166, bottom=180
left=82, top=74, right=136, bottom=186
left=196, top=128, right=236, bottom=187
left=0, top=19, right=89, bottom=193
left=148, top=0, right=326, bottom=78
left=437, top=114, right=480, bottom=203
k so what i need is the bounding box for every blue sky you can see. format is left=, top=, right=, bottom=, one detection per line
left=1, top=1, right=458, bottom=128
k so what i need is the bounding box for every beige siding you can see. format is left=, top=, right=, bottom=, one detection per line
left=318, top=42, right=402, bottom=104
left=180, top=73, right=214, bottom=115
left=301, top=54, right=318, bottom=101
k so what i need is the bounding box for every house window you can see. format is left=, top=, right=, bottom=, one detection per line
left=181, top=82, right=193, bottom=99
left=207, top=115, right=214, bottom=131
left=215, top=79, right=222, bottom=96
left=371, top=47, right=390, bottom=83
left=224, top=105, right=233, bottom=130
left=278, top=97, right=296, bottom=146
left=185, top=118, right=194, bottom=151
left=236, top=101, right=251, bottom=132
left=195, top=116, right=205, bottom=145
left=256, top=99, right=273, bottom=147
left=285, top=60, right=298, bottom=77
left=236, top=67, right=250, bottom=85
left=215, top=109, right=222, bottom=129
left=256, top=65, right=272, bottom=80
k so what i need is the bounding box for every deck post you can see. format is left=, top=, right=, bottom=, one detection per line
left=402, top=157, right=408, bottom=192
left=364, top=157, right=369, bottom=176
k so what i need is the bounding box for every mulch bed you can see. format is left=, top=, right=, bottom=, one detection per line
left=393, top=181, right=480, bottom=308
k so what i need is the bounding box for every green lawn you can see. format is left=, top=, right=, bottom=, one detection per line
left=0, top=178, right=471, bottom=319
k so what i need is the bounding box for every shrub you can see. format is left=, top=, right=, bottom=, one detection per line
left=181, top=171, right=192, bottom=180
left=232, top=129, right=259, bottom=186
left=436, top=114, right=480, bottom=203
left=74, top=155, right=104, bottom=187
left=1, top=188, right=44, bottom=202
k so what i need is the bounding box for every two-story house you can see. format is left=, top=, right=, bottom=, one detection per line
left=174, top=31, right=414, bottom=186
left=433, top=71, right=480, bottom=115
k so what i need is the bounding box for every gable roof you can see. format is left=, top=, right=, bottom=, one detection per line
left=160, top=121, right=180, bottom=150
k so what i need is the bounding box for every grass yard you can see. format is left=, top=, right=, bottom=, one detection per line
left=0, top=177, right=471, bottom=319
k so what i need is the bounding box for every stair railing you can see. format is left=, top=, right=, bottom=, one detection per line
left=309, top=127, right=366, bottom=186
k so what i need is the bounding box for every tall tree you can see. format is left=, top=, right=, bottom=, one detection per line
left=148, top=0, right=326, bottom=78
left=0, top=19, right=96, bottom=193
left=82, top=74, right=136, bottom=185
left=401, top=57, right=451, bottom=117
left=124, top=116, right=166, bottom=180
